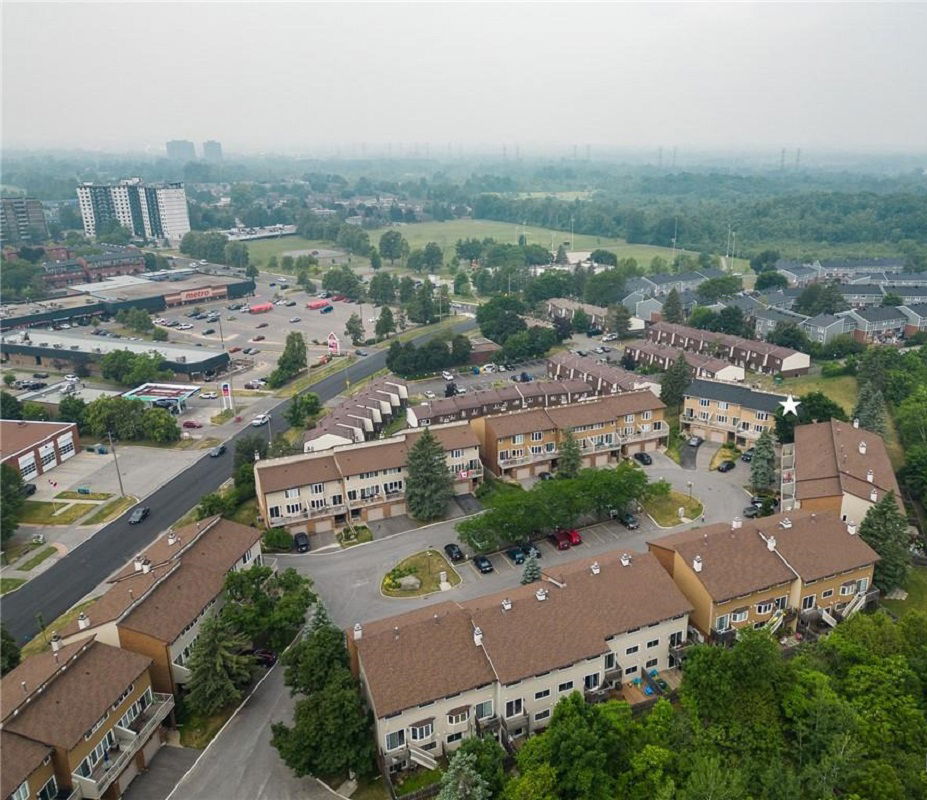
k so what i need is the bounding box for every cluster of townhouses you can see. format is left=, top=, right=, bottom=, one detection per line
left=351, top=508, right=878, bottom=771
left=1, top=516, right=265, bottom=800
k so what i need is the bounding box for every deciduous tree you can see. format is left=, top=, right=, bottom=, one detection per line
left=1, top=464, right=25, bottom=545
left=379, top=230, right=405, bottom=264
left=1, top=623, right=21, bottom=675
left=345, top=313, right=365, bottom=345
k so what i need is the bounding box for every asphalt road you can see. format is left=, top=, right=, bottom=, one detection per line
left=2, top=318, right=476, bottom=644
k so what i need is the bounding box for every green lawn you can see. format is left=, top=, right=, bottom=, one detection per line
left=19, top=546, right=57, bottom=572
left=20, top=501, right=92, bottom=525
left=644, top=490, right=704, bottom=527
left=754, top=373, right=860, bottom=415
left=353, top=777, right=391, bottom=800
left=55, top=490, right=113, bottom=501
left=382, top=550, right=461, bottom=597
left=178, top=706, right=235, bottom=749
left=21, top=599, right=96, bottom=657
left=393, top=766, right=443, bottom=796
left=0, top=578, right=25, bottom=596
left=82, top=495, right=138, bottom=525
left=882, top=566, right=927, bottom=616
left=710, top=444, right=742, bottom=470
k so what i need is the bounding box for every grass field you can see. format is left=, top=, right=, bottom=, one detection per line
left=644, top=490, right=704, bottom=527
left=20, top=501, right=92, bottom=526
left=882, top=565, right=927, bottom=616
left=19, top=546, right=57, bottom=572
left=245, top=236, right=340, bottom=265
left=0, top=578, right=25, bottom=596
left=82, top=495, right=138, bottom=525
left=382, top=550, right=461, bottom=597
left=55, top=490, right=113, bottom=501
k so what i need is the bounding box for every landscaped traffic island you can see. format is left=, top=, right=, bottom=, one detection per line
left=381, top=550, right=461, bottom=597
left=643, top=489, right=704, bottom=527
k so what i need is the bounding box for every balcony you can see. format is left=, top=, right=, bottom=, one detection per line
left=474, top=714, right=500, bottom=735
left=499, top=451, right=555, bottom=468
left=171, top=659, right=192, bottom=684
left=71, top=692, right=174, bottom=799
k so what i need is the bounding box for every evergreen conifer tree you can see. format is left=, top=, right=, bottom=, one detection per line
left=186, top=616, right=253, bottom=716
left=521, top=554, right=541, bottom=584
left=405, top=428, right=453, bottom=521
left=660, top=353, right=691, bottom=409
left=662, top=288, right=684, bottom=323
left=557, top=429, right=582, bottom=478
left=750, top=430, right=777, bottom=491
left=853, top=382, right=888, bottom=436
left=437, top=751, right=489, bottom=800
left=858, top=492, right=910, bottom=592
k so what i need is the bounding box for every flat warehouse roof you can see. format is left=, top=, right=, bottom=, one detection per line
left=0, top=329, right=225, bottom=364
left=87, top=274, right=246, bottom=302
left=123, top=383, right=200, bottom=400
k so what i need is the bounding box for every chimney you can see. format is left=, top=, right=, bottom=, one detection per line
left=21, top=681, right=27, bottom=695
left=167, top=531, right=177, bottom=546
left=619, top=553, right=632, bottom=567
left=133, top=555, right=143, bottom=572
left=590, top=561, right=601, bottom=575
left=253, top=449, right=261, bottom=462
left=50, top=635, right=61, bottom=653
left=766, top=535, right=777, bottom=551
left=731, top=516, right=743, bottom=529
left=353, top=623, right=363, bottom=641
left=77, top=613, right=90, bottom=630
left=847, top=520, right=858, bottom=535
left=866, top=469, right=874, bottom=483
left=779, top=517, right=793, bottom=529
left=141, top=559, right=151, bottom=574
left=501, top=598, right=512, bottom=612
left=870, top=489, right=878, bottom=502
left=535, top=588, right=549, bottom=602
left=853, top=418, right=860, bottom=429
left=473, top=626, right=483, bottom=646
left=858, top=441, right=867, bottom=455
left=693, top=555, right=703, bottom=573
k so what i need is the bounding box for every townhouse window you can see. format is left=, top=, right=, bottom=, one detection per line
left=512, top=434, right=524, bottom=445
left=715, top=614, right=730, bottom=632
left=642, top=410, right=652, bottom=420
left=37, top=777, right=58, bottom=800
left=505, top=698, right=523, bottom=718
left=647, top=639, right=659, bottom=649
left=10, top=782, right=28, bottom=800
left=446, top=732, right=463, bottom=744
left=311, top=483, right=324, bottom=495
left=653, top=421, right=663, bottom=430
left=801, top=595, right=816, bottom=611
left=699, top=411, right=709, bottom=421
left=756, top=601, right=774, bottom=615
left=498, top=450, right=509, bottom=461
left=531, top=431, right=543, bottom=441
left=840, top=582, right=856, bottom=596
left=624, top=665, right=638, bottom=675
left=716, top=415, right=728, bottom=424
left=669, top=630, right=684, bottom=647
left=545, top=442, right=556, bottom=452
left=84, top=711, right=109, bottom=740
left=242, top=549, right=252, bottom=564
left=385, top=730, right=405, bottom=751
left=774, top=596, right=788, bottom=610
left=604, top=652, right=616, bottom=670
left=475, top=700, right=494, bottom=720
left=410, top=722, right=433, bottom=741
left=531, top=445, right=542, bottom=455
left=511, top=449, right=524, bottom=458
left=626, top=644, right=640, bottom=655
left=822, top=589, right=834, bottom=599
left=731, top=608, right=749, bottom=623
left=640, top=424, right=651, bottom=433
left=447, top=709, right=469, bottom=725
left=857, top=578, right=869, bottom=593
left=645, top=658, right=658, bottom=669
left=385, top=480, right=404, bottom=494
left=623, top=414, right=634, bottom=424
left=558, top=680, right=574, bottom=692
left=534, top=688, right=550, bottom=700
left=452, top=449, right=463, bottom=459
left=584, top=673, right=600, bottom=690
left=331, top=494, right=343, bottom=506
left=755, top=411, right=768, bottom=421
left=718, top=401, right=728, bottom=410
left=285, top=502, right=301, bottom=515
left=624, top=426, right=634, bottom=436
left=309, top=498, right=326, bottom=510
left=284, top=488, right=300, bottom=499
left=360, top=486, right=379, bottom=499
left=699, top=398, right=710, bottom=407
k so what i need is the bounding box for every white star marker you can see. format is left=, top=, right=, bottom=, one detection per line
left=779, top=394, right=801, bottom=416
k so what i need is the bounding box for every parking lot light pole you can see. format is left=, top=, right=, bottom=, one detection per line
left=687, top=480, right=693, bottom=500
left=107, top=430, right=126, bottom=497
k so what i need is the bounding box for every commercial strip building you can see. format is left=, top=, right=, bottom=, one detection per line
left=350, top=550, right=692, bottom=769
left=470, top=392, right=667, bottom=480
left=0, top=419, right=79, bottom=481
left=647, top=510, right=879, bottom=643
left=680, top=379, right=786, bottom=447
left=77, top=178, right=191, bottom=244
left=304, top=378, right=409, bottom=452
left=545, top=352, right=662, bottom=395
left=406, top=379, right=594, bottom=428
left=622, top=341, right=745, bottom=382
left=256, top=423, right=482, bottom=534
left=1, top=639, right=173, bottom=800
left=0, top=197, right=49, bottom=245
left=781, top=419, right=902, bottom=518
left=646, top=321, right=811, bottom=376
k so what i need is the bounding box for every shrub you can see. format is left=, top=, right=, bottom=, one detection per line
left=263, top=527, right=294, bottom=551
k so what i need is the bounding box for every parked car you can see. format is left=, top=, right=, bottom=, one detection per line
left=441, top=370, right=455, bottom=381
left=21, top=483, right=37, bottom=496
left=355, top=349, right=368, bottom=356
left=520, top=541, right=542, bottom=560
left=200, top=391, right=218, bottom=399
left=128, top=506, right=150, bottom=524
left=687, top=435, right=704, bottom=447
left=741, top=448, right=755, bottom=463
left=256, top=322, right=269, bottom=328
left=537, top=471, right=554, bottom=481
left=424, top=390, right=436, bottom=399
left=320, top=306, right=334, bottom=314
left=289, top=317, right=301, bottom=323
left=251, top=413, right=271, bottom=427
left=616, top=512, right=639, bottom=529
left=209, top=444, right=226, bottom=457
left=473, top=555, right=494, bottom=574
left=506, top=547, right=526, bottom=565
left=742, top=505, right=761, bottom=518
left=718, top=460, right=736, bottom=473
left=182, top=420, right=203, bottom=429
left=294, top=532, right=310, bottom=553
left=558, top=527, right=582, bottom=546
left=252, top=335, right=266, bottom=341
left=444, top=543, right=465, bottom=562
left=228, top=346, right=242, bottom=353
left=32, top=372, right=49, bottom=379
left=243, top=648, right=278, bottom=667
left=633, top=452, right=652, bottom=466
left=203, top=328, right=216, bottom=335
left=547, top=530, right=571, bottom=550
left=285, top=300, right=297, bottom=307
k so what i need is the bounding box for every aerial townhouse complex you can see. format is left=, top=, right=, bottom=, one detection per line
left=781, top=419, right=902, bottom=519
left=255, top=422, right=482, bottom=534
left=545, top=352, right=662, bottom=395
left=405, top=379, right=594, bottom=428
left=303, top=377, right=408, bottom=452
left=349, top=549, right=692, bottom=770
left=622, top=340, right=745, bottom=382
left=1, top=639, right=173, bottom=800
left=57, top=517, right=264, bottom=695
left=838, top=306, right=909, bottom=343
left=648, top=510, right=879, bottom=644
left=646, top=321, right=811, bottom=376
left=470, top=392, right=667, bottom=480
left=681, top=379, right=786, bottom=447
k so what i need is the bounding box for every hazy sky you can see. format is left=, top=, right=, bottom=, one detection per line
left=3, top=2, right=926, bottom=154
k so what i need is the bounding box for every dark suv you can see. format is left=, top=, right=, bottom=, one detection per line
left=294, top=532, right=310, bottom=553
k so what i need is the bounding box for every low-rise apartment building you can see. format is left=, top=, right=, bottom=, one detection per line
left=40, top=246, right=146, bottom=289
left=681, top=379, right=785, bottom=447
left=800, top=313, right=849, bottom=344
left=838, top=283, right=885, bottom=308
left=405, top=379, right=593, bottom=428
left=899, top=304, right=927, bottom=337
left=1, top=639, right=173, bottom=800
left=774, top=261, right=820, bottom=287
left=646, top=321, right=810, bottom=376
left=350, top=549, right=691, bottom=768
left=648, top=510, right=879, bottom=642
left=255, top=423, right=482, bottom=534
left=58, top=516, right=264, bottom=695
left=781, top=419, right=902, bottom=519
left=545, top=298, right=645, bottom=332
left=471, top=392, right=667, bottom=480
left=622, top=341, right=744, bottom=382
left=838, top=306, right=909, bottom=343
left=753, top=307, right=808, bottom=339
left=304, top=377, right=408, bottom=452
left=546, top=352, right=662, bottom=396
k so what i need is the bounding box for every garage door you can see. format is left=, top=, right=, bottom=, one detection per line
left=142, top=730, right=162, bottom=764
left=709, top=430, right=726, bottom=443
left=515, top=468, right=530, bottom=480
left=368, top=507, right=384, bottom=521
left=117, top=759, right=140, bottom=795
left=390, top=503, right=406, bottom=516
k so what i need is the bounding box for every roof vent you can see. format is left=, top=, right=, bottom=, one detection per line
left=353, top=623, right=362, bottom=641
left=133, top=555, right=143, bottom=572
left=167, top=531, right=177, bottom=546
left=870, top=489, right=878, bottom=502
left=535, top=588, right=549, bottom=602
left=141, top=559, right=151, bottom=574
left=866, top=469, right=874, bottom=483
left=619, top=553, right=632, bottom=567
left=50, top=635, right=61, bottom=653
left=858, top=441, right=867, bottom=455
left=693, top=555, right=703, bottom=573
left=731, top=516, right=743, bottom=529
left=77, top=612, right=90, bottom=630
left=501, top=598, right=512, bottom=612
left=590, top=561, right=601, bottom=575
left=473, top=626, right=483, bottom=646
left=779, top=518, right=793, bottom=529
left=393, top=626, right=399, bottom=639
left=766, top=535, right=777, bottom=551
left=847, top=520, right=858, bottom=535
left=21, top=681, right=27, bottom=695
left=853, top=418, right=860, bottom=429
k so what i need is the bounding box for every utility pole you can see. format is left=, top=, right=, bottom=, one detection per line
left=570, top=216, right=574, bottom=251
left=107, top=430, right=126, bottom=497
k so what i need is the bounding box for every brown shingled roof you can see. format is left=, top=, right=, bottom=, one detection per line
left=1, top=731, right=52, bottom=798
left=256, top=452, right=341, bottom=494
left=1, top=639, right=89, bottom=722
left=3, top=641, right=151, bottom=750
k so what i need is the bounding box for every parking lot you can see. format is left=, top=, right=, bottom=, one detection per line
left=407, top=359, right=549, bottom=399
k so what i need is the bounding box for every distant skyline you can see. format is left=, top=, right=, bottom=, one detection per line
left=3, top=2, right=926, bottom=154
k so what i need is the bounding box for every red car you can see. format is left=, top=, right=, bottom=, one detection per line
left=332, top=294, right=347, bottom=301
left=182, top=420, right=203, bottom=429
left=547, top=530, right=571, bottom=550
left=228, top=346, right=242, bottom=353
left=559, top=528, right=582, bottom=546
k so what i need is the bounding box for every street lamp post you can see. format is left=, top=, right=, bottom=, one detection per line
left=687, top=480, right=693, bottom=500
left=107, top=430, right=126, bottom=497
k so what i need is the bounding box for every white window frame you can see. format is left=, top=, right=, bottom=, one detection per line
left=534, top=689, right=550, bottom=700
left=558, top=680, right=573, bottom=692
left=505, top=698, right=523, bottom=718
left=715, top=614, right=730, bottom=632
left=731, top=609, right=749, bottom=623
left=584, top=672, right=600, bottom=690
left=646, top=638, right=659, bottom=648
left=311, top=483, right=324, bottom=494
left=410, top=722, right=433, bottom=741
left=284, top=488, right=300, bottom=499
left=447, top=709, right=469, bottom=725
left=534, top=709, right=551, bottom=722
left=475, top=700, right=494, bottom=720
left=11, top=782, right=28, bottom=800
left=756, top=601, right=774, bottom=615
left=624, top=665, right=638, bottom=675
left=625, top=644, right=639, bottom=655
left=531, top=431, right=543, bottom=441
left=821, top=588, right=834, bottom=599
left=512, top=434, right=524, bottom=445
left=645, top=658, right=658, bottom=669
left=385, top=730, right=405, bottom=751
left=801, top=594, right=816, bottom=611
